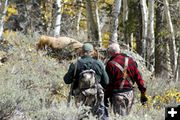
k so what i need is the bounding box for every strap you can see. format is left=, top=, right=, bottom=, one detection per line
left=74, top=60, right=78, bottom=77
left=110, top=57, right=129, bottom=73
left=79, top=69, right=95, bottom=75
left=73, top=57, right=84, bottom=77
left=110, top=61, right=124, bottom=72
left=110, top=57, right=129, bottom=89
left=124, top=57, right=129, bottom=68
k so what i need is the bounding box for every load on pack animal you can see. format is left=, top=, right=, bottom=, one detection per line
left=36, top=35, right=106, bottom=60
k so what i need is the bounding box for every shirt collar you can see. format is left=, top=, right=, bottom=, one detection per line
left=81, top=55, right=92, bottom=59
left=109, top=52, right=122, bottom=60
left=111, top=52, right=121, bottom=58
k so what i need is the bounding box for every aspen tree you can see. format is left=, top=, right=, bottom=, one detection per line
left=54, top=0, right=62, bottom=37
left=163, top=0, right=177, bottom=74
left=109, top=0, right=122, bottom=44
left=0, top=0, right=8, bottom=40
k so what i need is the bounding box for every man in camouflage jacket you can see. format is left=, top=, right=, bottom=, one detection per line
left=64, top=43, right=109, bottom=120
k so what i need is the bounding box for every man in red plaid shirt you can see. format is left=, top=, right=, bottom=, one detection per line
left=105, top=43, right=148, bottom=116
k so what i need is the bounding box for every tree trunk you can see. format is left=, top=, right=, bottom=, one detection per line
left=163, top=0, right=177, bottom=74
left=130, top=33, right=134, bottom=51
left=123, top=0, right=129, bottom=49
left=94, top=0, right=102, bottom=47
left=155, top=1, right=164, bottom=77
left=147, top=0, right=155, bottom=72
left=123, top=0, right=128, bottom=26
left=85, top=0, right=92, bottom=41
left=54, top=0, right=62, bottom=37
left=175, top=48, right=180, bottom=81
left=76, top=0, right=82, bottom=35
left=136, top=4, right=143, bottom=55
left=99, top=11, right=107, bottom=31
left=0, top=1, right=2, bottom=12
left=109, top=0, right=122, bottom=44
left=41, top=0, right=54, bottom=34
left=155, top=0, right=171, bottom=79
left=140, top=0, right=148, bottom=59
left=0, top=0, right=8, bottom=40
left=85, top=0, right=98, bottom=42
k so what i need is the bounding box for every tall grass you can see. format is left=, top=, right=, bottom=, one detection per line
left=0, top=32, right=179, bottom=120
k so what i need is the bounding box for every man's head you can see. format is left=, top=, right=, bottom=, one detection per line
left=107, top=43, right=120, bottom=56
left=82, top=43, right=94, bottom=55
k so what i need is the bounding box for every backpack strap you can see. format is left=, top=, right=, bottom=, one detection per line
left=110, top=57, right=128, bottom=75
left=74, top=60, right=78, bottom=77
left=110, top=57, right=131, bottom=89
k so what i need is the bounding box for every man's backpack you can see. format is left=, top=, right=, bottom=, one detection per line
left=79, top=69, right=96, bottom=90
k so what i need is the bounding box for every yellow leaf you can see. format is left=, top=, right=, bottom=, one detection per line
left=102, top=32, right=110, bottom=48
left=7, top=7, right=18, bottom=15
left=105, top=0, right=114, bottom=5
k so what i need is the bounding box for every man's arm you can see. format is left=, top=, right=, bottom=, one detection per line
left=131, top=65, right=146, bottom=94
left=63, top=63, right=75, bottom=84
left=97, top=60, right=109, bottom=88
left=128, top=58, right=146, bottom=94
left=105, top=61, right=115, bottom=84
left=130, top=59, right=148, bottom=104
left=64, top=63, right=76, bottom=107
left=101, top=67, right=109, bottom=87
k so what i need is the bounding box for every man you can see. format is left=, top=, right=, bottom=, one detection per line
left=105, top=43, right=148, bottom=116
left=64, top=43, right=109, bottom=120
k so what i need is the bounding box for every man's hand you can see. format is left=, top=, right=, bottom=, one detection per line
left=140, top=93, right=148, bottom=105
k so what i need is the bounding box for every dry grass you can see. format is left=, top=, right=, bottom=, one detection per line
left=0, top=32, right=179, bottom=120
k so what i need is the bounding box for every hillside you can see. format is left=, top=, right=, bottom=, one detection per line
left=0, top=33, right=179, bottom=120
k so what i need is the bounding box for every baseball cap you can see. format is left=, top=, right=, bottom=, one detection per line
left=82, top=43, right=94, bottom=52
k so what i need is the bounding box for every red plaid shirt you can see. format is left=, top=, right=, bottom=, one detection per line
left=105, top=53, right=146, bottom=94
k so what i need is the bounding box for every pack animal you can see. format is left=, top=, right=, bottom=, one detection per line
left=36, top=35, right=106, bottom=61
left=36, top=35, right=83, bottom=51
